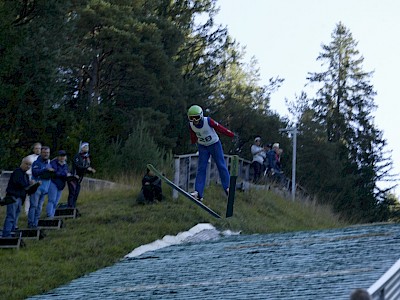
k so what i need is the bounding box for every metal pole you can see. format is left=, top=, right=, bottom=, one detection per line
left=173, top=158, right=180, bottom=199
left=291, top=127, right=297, bottom=201
left=279, top=126, right=297, bottom=201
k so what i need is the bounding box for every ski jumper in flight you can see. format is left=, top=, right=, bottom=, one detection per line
left=187, top=105, right=235, bottom=201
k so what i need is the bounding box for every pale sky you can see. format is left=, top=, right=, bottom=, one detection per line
left=215, top=0, right=400, bottom=196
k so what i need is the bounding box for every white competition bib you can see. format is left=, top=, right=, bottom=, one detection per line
left=190, top=117, right=219, bottom=146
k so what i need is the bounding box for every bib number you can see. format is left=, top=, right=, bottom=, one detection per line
left=198, top=135, right=212, bottom=143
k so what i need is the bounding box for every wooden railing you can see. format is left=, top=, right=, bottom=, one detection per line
left=172, top=153, right=251, bottom=199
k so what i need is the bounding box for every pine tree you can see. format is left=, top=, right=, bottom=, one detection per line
left=0, top=1, right=74, bottom=166
left=305, top=23, right=396, bottom=221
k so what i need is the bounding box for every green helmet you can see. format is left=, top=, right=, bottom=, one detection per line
left=187, top=105, right=203, bottom=120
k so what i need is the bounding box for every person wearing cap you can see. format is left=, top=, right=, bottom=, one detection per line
left=251, top=137, right=266, bottom=183
left=67, top=142, right=96, bottom=208
left=46, top=150, right=70, bottom=218
left=187, top=105, right=235, bottom=201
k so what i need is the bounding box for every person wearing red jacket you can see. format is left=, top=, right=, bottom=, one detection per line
left=187, top=105, right=234, bottom=201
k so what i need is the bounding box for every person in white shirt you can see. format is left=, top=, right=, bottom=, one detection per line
left=251, top=137, right=266, bottom=183
left=24, top=142, right=42, bottom=215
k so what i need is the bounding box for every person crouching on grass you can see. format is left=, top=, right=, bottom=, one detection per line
left=187, top=105, right=235, bottom=201
left=137, top=168, right=163, bottom=204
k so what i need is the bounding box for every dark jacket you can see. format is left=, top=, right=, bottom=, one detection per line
left=140, top=174, right=162, bottom=202
left=50, top=158, right=69, bottom=190
left=6, top=167, right=30, bottom=199
left=71, top=152, right=92, bottom=182
left=267, top=149, right=281, bottom=173
left=142, top=174, right=162, bottom=190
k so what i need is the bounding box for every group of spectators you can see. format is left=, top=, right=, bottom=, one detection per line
left=251, top=136, right=284, bottom=185
left=1, top=142, right=95, bottom=237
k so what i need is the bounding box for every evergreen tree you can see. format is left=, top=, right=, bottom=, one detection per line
left=0, top=0, right=295, bottom=192
left=304, top=23, right=396, bottom=221
left=61, top=0, right=231, bottom=153
left=0, top=1, right=74, bottom=166
left=288, top=95, right=344, bottom=205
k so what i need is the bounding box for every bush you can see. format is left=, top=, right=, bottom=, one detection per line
left=101, top=121, right=168, bottom=177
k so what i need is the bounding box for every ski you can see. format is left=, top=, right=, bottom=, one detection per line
left=147, top=164, right=222, bottom=219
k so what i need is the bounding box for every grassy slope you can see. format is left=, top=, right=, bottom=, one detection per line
left=0, top=183, right=347, bottom=300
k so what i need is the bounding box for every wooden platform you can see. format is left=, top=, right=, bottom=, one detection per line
left=53, top=207, right=79, bottom=219
left=0, top=231, right=24, bottom=249
left=17, top=228, right=45, bottom=240
left=38, top=219, right=63, bottom=230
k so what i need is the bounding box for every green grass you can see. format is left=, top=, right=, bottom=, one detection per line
left=0, top=182, right=347, bottom=299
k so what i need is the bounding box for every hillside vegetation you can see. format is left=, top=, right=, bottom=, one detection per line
left=1, top=1, right=397, bottom=224
left=0, top=182, right=347, bottom=300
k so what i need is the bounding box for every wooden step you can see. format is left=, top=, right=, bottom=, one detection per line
left=0, top=232, right=24, bottom=249
left=53, top=207, right=79, bottom=219
left=16, top=228, right=45, bottom=240
left=38, top=219, right=63, bottom=230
